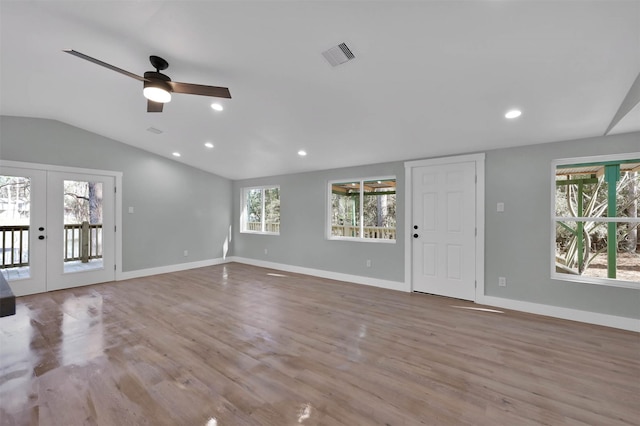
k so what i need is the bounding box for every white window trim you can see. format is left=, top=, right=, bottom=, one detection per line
left=240, top=185, right=280, bottom=235
left=327, top=175, right=397, bottom=243
left=550, top=152, right=640, bottom=289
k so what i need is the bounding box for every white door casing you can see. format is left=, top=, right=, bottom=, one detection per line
left=0, top=161, right=122, bottom=296
left=405, top=154, right=485, bottom=301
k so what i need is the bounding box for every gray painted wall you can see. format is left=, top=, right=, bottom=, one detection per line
left=2, top=115, right=638, bottom=319
left=485, top=131, right=640, bottom=318
left=232, top=162, right=405, bottom=282
left=0, top=116, right=232, bottom=272
left=233, top=131, right=640, bottom=319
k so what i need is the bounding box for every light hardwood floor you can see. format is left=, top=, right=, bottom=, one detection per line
left=0, top=263, right=638, bottom=425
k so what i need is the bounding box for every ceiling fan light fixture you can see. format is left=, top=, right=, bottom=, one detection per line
left=143, top=80, right=172, bottom=103
left=211, top=103, right=223, bottom=111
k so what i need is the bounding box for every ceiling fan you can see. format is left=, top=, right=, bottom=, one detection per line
left=63, top=49, right=231, bottom=113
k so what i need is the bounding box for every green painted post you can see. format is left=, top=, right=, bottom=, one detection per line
left=577, top=180, right=584, bottom=272
left=605, top=164, right=620, bottom=278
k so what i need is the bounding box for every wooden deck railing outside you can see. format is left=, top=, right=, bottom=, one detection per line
left=246, top=222, right=280, bottom=233
left=243, top=223, right=395, bottom=239
left=0, top=225, right=29, bottom=268
left=331, top=225, right=396, bottom=240
left=63, top=222, right=103, bottom=262
left=0, top=222, right=103, bottom=269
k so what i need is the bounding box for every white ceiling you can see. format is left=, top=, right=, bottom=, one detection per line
left=1, top=1, right=638, bottom=180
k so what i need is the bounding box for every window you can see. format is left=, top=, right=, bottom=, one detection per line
left=329, top=177, right=396, bottom=242
left=241, top=186, right=280, bottom=234
left=552, top=154, right=639, bottom=287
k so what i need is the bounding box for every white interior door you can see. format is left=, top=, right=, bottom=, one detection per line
left=1, top=165, right=115, bottom=296
left=411, top=161, right=476, bottom=300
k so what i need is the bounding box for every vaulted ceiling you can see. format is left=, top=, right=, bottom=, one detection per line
left=1, top=1, right=638, bottom=180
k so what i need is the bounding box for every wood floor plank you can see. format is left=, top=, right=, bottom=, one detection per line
left=1, top=262, right=639, bottom=425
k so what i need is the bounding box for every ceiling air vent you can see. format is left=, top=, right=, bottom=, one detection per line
left=322, top=43, right=355, bottom=67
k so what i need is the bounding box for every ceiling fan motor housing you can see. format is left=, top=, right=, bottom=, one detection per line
left=143, top=71, right=172, bottom=93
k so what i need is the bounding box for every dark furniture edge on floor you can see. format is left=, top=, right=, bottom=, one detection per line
left=0, top=272, right=16, bottom=317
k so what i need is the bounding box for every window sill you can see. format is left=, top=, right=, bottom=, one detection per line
left=240, top=231, right=280, bottom=236
left=328, top=236, right=396, bottom=244
left=552, top=273, right=639, bottom=290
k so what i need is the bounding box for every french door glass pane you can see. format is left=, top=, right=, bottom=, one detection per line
left=0, top=175, right=31, bottom=280
left=63, top=180, right=104, bottom=273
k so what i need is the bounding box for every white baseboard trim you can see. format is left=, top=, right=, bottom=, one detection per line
left=228, top=256, right=409, bottom=292
left=118, top=257, right=227, bottom=281
left=116, top=256, right=637, bottom=332
left=477, top=295, right=639, bottom=332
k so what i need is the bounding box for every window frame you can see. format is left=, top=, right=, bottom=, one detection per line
left=550, top=152, right=640, bottom=289
left=240, top=185, right=280, bottom=235
left=327, top=175, right=397, bottom=244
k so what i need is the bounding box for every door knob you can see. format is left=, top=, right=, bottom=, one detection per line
left=38, top=235, right=46, bottom=240
left=413, top=225, right=418, bottom=230
left=413, top=234, right=419, bottom=238
left=39, top=227, right=45, bottom=231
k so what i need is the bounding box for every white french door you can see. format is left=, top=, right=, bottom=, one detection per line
left=46, top=171, right=115, bottom=291
left=410, top=160, right=477, bottom=300
left=0, top=165, right=116, bottom=296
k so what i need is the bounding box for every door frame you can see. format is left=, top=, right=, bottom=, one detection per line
left=0, top=160, right=123, bottom=286
left=404, top=153, right=485, bottom=302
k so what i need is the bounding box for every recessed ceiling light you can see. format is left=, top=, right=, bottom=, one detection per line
left=172, top=152, right=181, bottom=157
left=204, top=142, right=214, bottom=148
left=211, top=103, right=223, bottom=111
left=298, top=150, right=307, bottom=156
left=505, top=109, right=522, bottom=119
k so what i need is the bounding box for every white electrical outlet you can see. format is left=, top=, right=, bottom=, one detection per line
left=128, top=206, right=134, bottom=214
left=264, top=248, right=268, bottom=255
left=366, top=259, right=372, bottom=267
left=497, top=202, right=505, bottom=212
left=183, top=250, right=188, bottom=257
left=498, top=277, right=506, bottom=287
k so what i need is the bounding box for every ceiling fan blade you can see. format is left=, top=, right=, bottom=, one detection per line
left=168, top=81, right=231, bottom=98
left=63, top=49, right=147, bottom=82
left=147, top=100, right=164, bottom=113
